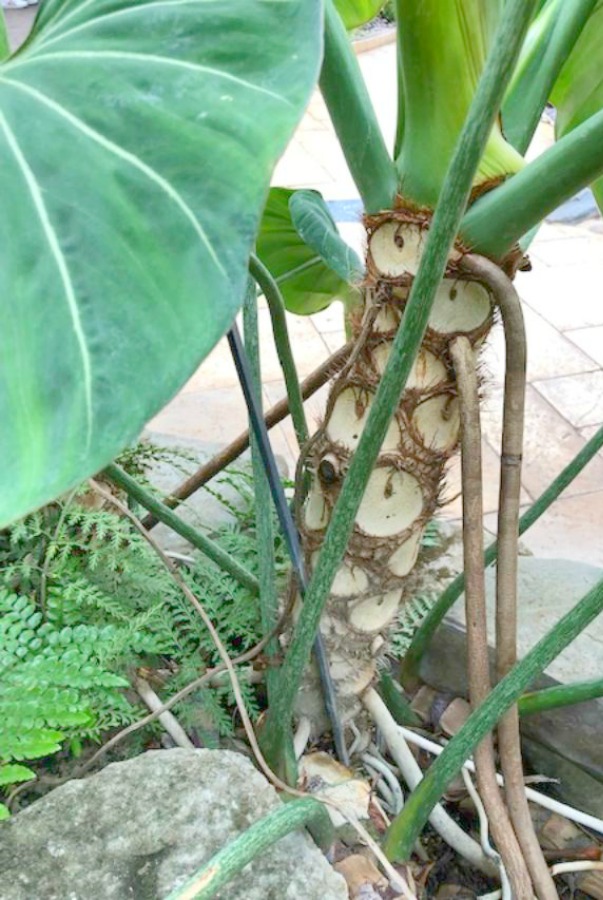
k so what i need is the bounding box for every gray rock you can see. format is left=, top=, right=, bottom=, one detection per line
left=0, top=749, right=347, bottom=900
left=418, top=557, right=603, bottom=816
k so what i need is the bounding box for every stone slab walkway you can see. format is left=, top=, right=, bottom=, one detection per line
left=6, top=10, right=603, bottom=565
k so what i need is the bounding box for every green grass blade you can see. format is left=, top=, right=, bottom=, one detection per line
left=460, top=108, right=603, bottom=256
left=320, top=0, right=398, bottom=212
left=262, top=0, right=537, bottom=762
left=385, top=575, right=603, bottom=861
left=401, top=423, right=603, bottom=688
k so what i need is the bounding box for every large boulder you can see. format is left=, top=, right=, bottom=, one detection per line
left=0, top=749, right=347, bottom=900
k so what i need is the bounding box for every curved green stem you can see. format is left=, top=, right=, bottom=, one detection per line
left=249, top=254, right=309, bottom=449
left=385, top=574, right=603, bottom=862
left=104, top=464, right=259, bottom=594
left=166, top=798, right=326, bottom=900
left=461, top=108, right=603, bottom=257
left=401, top=423, right=603, bottom=689
left=320, top=0, right=397, bottom=212
left=262, top=0, right=537, bottom=765
left=502, top=0, right=597, bottom=154
left=378, top=672, right=422, bottom=727
left=243, top=283, right=280, bottom=700
left=519, top=677, right=603, bottom=716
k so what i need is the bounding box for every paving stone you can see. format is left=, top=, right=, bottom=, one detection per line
left=480, top=384, right=603, bottom=499
left=565, top=325, right=603, bottom=367
left=484, top=492, right=603, bottom=568
left=533, top=371, right=603, bottom=429
left=482, top=305, right=598, bottom=385
left=516, top=263, right=603, bottom=331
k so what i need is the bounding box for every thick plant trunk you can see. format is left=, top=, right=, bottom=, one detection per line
left=298, top=206, right=497, bottom=727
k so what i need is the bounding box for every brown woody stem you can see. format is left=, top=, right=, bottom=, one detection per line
left=450, top=336, right=533, bottom=899
left=462, top=256, right=557, bottom=899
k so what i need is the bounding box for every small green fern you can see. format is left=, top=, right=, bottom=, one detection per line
left=0, top=453, right=286, bottom=812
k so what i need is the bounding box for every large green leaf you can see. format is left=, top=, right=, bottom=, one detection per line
left=334, top=0, right=386, bottom=30
left=0, top=0, right=322, bottom=527
left=256, top=188, right=361, bottom=316
left=551, top=0, right=603, bottom=211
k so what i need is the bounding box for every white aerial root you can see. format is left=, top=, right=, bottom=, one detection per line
left=135, top=676, right=195, bottom=750
left=362, top=688, right=499, bottom=878
left=550, top=861, right=603, bottom=876
left=396, top=724, right=603, bottom=836
left=479, top=862, right=603, bottom=900
left=293, top=716, right=312, bottom=761
left=362, top=751, right=405, bottom=814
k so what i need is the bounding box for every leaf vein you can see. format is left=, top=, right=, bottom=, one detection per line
left=8, top=49, right=292, bottom=109
left=0, top=77, right=227, bottom=277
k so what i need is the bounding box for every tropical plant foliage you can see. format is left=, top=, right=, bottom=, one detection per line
left=0, top=0, right=322, bottom=527
left=2, top=0, right=603, bottom=890
left=0, top=467, right=286, bottom=817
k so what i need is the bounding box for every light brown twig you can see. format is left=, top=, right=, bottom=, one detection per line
left=462, top=256, right=557, bottom=900
left=450, top=336, right=533, bottom=898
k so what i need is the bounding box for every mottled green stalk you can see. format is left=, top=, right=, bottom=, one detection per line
left=385, top=575, right=603, bottom=861
left=503, top=0, right=598, bottom=153
left=249, top=254, right=309, bottom=448
left=379, top=672, right=422, bottom=727
left=320, top=0, right=397, bottom=212
left=519, top=677, right=603, bottom=716
left=261, top=0, right=537, bottom=765
left=460, top=108, right=603, bottom=256
left=166, top=798, right=326, bottom=900
left=104, top=464, right=259, bottom=594
left=243, top=283, right=281, bottom=700
left=400, top=423, right=603, bottom=688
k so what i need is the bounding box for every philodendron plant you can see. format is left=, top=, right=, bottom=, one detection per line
left=3, top=0, right=603, bottom=891
left=254, top=0, right=603, bottom=727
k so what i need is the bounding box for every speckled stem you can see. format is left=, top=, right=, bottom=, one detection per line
left=298, top=208, right=501, bottom=728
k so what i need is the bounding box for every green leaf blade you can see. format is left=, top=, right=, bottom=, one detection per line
left=0, top=0, right=322, bottom=527
left=289, top=190, right=364, bottom=284
left=0, top=763, right=35, bottom=787
left=256, top=187, right=360, bottom=316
